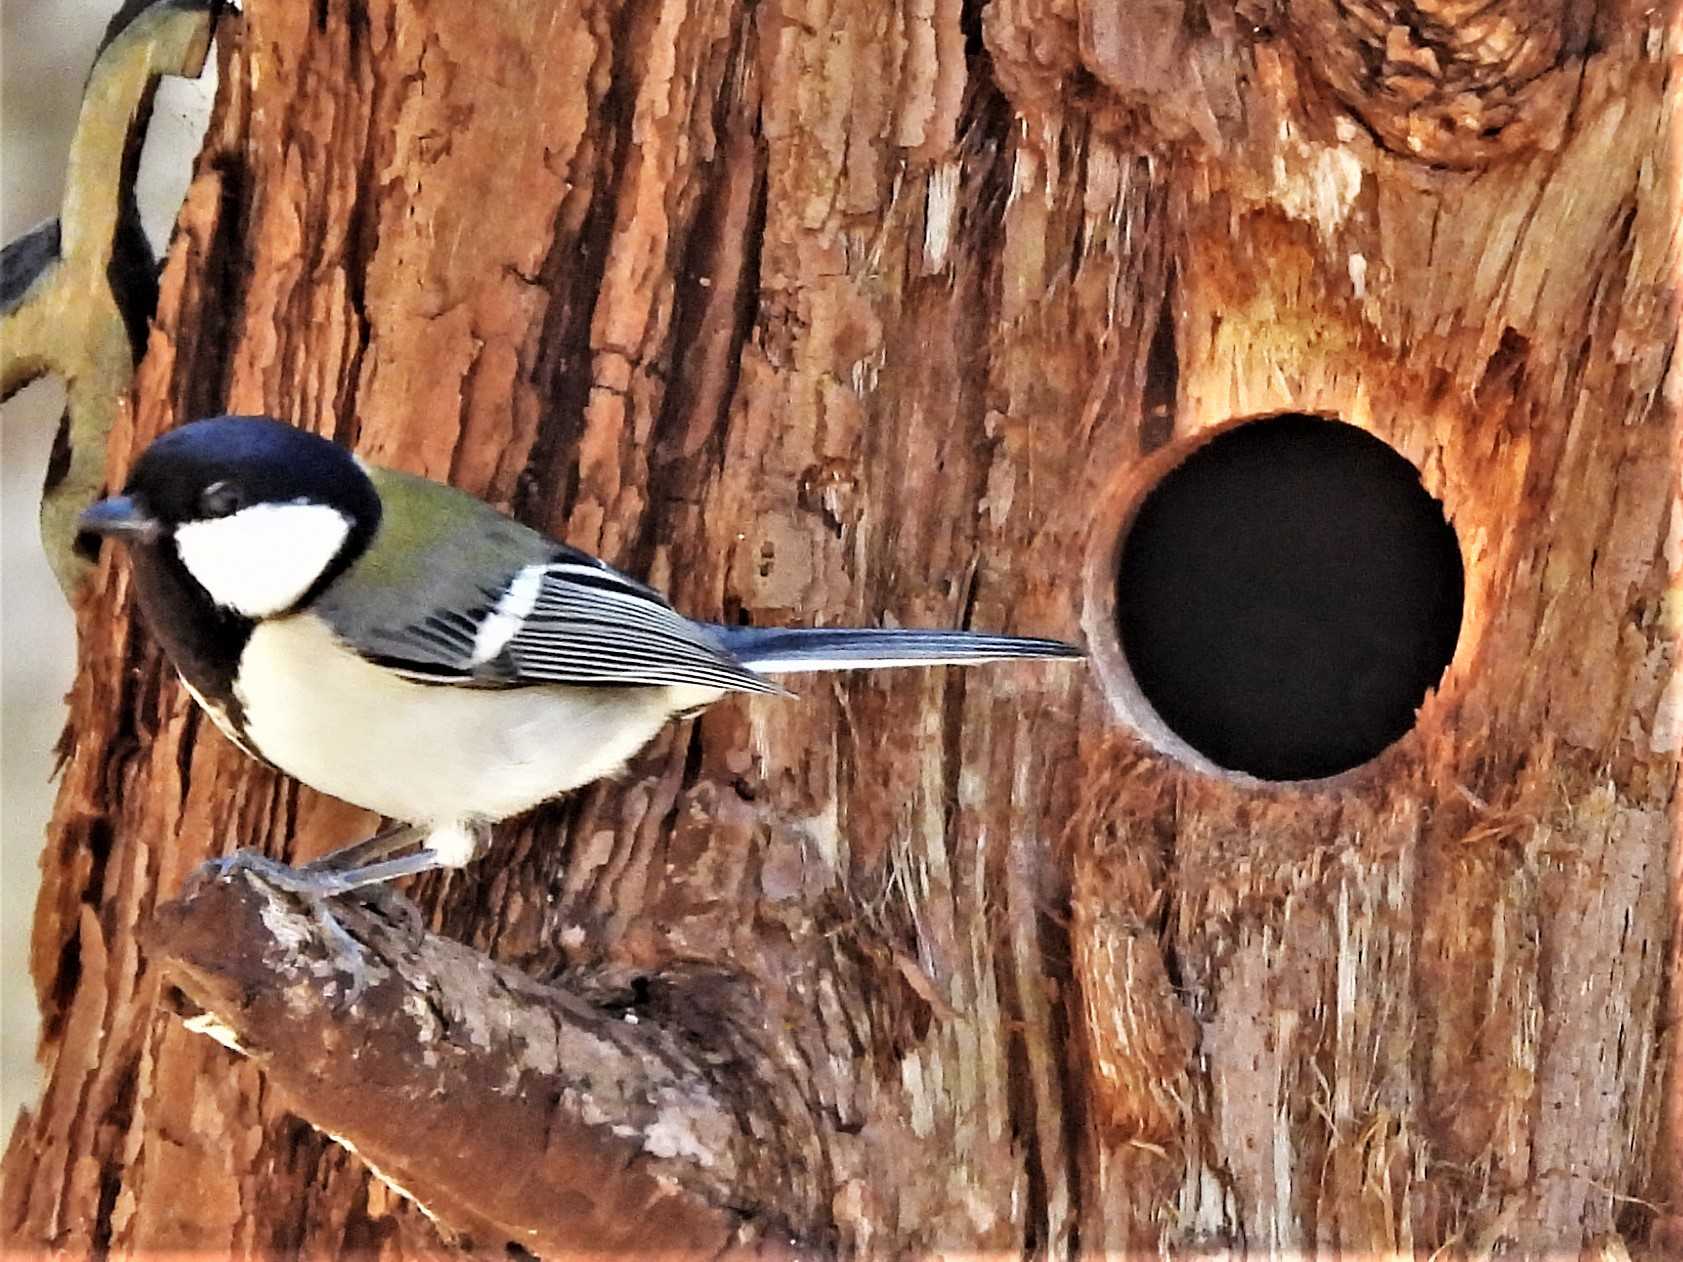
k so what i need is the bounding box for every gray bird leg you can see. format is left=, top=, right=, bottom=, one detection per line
left=300, top=823, right=439, bottom=943
left=205, top=822, right=491, bottom=979
left=303, top=821, right=425, bottom=872
left=1, top=0, right=216, bottom=600
left=214, top=821, right=491, bottom=899
left=268, top=851, right=450, bottom=897
left=207, top=848, right=452, bottom=1000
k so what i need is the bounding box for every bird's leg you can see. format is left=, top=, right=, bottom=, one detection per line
left=303, top=821, right=425, bottom=872
left=300, top=849, right=448, bottom=945
left=291, top=820, right=487, bottom=894
left=308, top=901, right=377, bottom=1004
left=276, top=850, right=450, bottom=895
left=207, top=847, right=456, bottom=1003
left=282, top=822, right=429, bottom=942
left=202, top=851, right=402, bottom=1004
left=207, top=823, right=486, bottom=964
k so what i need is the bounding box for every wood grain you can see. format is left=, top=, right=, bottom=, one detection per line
left=3, top=0, right=1675, bottom=1256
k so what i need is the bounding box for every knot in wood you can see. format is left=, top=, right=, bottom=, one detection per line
left=1285, top=0, right=1590, bottom=167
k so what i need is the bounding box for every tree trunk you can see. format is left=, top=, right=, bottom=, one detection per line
left=4, top=0, right=1677, bottom=1257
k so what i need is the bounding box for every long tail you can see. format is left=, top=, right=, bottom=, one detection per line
left=711, top=625, right=1083, bottom=675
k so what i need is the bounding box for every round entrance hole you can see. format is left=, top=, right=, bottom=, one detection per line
left=1115, top=415, right=1463, bottom=781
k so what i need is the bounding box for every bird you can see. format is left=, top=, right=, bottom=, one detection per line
left=79, top=415, right=1082, bottom=897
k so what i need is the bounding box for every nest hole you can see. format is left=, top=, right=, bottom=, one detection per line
left=1115, top=414, right=1464, bottom=781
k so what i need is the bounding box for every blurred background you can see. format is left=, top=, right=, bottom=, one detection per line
left=2, top=1, right=214, bottom=1150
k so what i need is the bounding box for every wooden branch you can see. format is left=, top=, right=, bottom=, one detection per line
left=146, top=865, right=824, bottom=1259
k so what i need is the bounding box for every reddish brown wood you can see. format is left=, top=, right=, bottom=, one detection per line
left=4, top=1, right=1676, bottom=1256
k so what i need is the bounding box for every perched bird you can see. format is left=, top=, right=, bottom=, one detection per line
left=79, top=415, right=1081, bottom=895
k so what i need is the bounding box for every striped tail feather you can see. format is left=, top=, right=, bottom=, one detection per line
left=712, top=625, right=1083, bottom=675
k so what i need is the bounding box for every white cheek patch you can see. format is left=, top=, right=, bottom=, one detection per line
left=174, top=502, right=352, bottom=618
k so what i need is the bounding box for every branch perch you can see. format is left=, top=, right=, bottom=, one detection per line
left=147, top=865, right=824, bottom=1258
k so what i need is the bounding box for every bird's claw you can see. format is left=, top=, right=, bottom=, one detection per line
left=308, top=900, right=376, bottom=1005
left=204, top=850, right=379, bottom=1003
left=342, top=880, right=428, bottom=946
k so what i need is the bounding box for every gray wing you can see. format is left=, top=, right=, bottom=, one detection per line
left=312, top=465, right=777, bottom=694
left=331, top=551, right=780, bottom=695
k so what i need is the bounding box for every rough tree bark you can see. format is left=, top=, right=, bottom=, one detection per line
left=3, top=0, right=1678, bottom=1258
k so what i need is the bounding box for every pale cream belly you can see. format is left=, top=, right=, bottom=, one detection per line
left=230, top=614, right=708, bottom=826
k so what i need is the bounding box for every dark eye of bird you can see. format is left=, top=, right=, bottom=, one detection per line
left=198, top=480, right=245, bottom=518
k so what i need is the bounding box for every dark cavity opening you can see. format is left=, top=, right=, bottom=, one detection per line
left=1116, top=415, right=1464, bottom=780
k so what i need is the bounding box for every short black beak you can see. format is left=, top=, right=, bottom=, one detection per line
left=78, top=496, right=163, bottom=545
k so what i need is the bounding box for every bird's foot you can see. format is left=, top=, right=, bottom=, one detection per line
left=332, top=878, right=426, bottom=947
left=207, top=849, right=350, bottom=897
left=282, top=824, right=430, bottom=942
left=210, top=846, right=445, bottom=897
left=204, top=851, right=379, bottom=1002
left=211, top=845, right=444, bottom=953
left=302, top=821, right=424, bottom=873
left=309, top=900, right=377, bottom=1005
